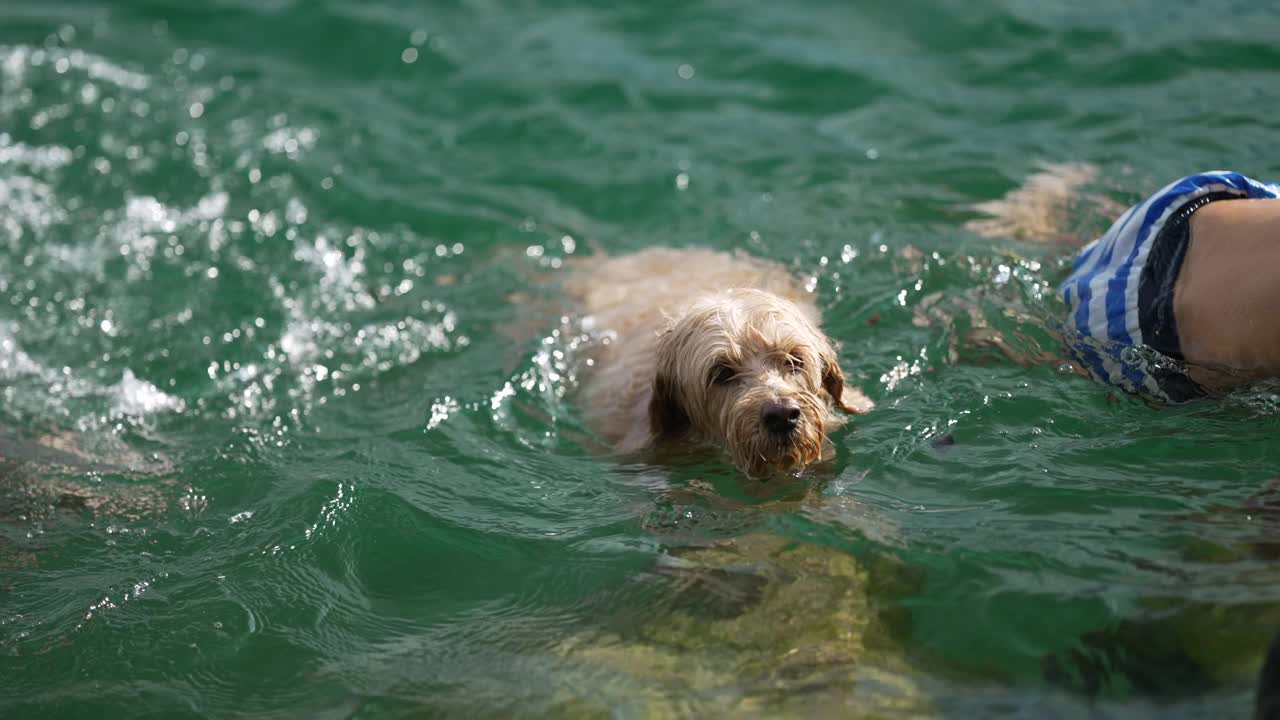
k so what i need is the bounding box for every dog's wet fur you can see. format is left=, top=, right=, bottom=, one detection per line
left=566, top=248, right=871, bottom=477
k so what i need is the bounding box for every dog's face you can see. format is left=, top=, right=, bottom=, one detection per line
left=648, top=289, right=871, bottom=477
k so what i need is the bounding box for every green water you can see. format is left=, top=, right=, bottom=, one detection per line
left=2, top=1, right=1280, bottom=717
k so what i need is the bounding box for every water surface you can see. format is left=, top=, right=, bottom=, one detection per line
left=2, top=1, right=1280, bottom=717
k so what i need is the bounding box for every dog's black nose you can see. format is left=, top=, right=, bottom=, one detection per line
left=761, top=398, right=801, bottom=435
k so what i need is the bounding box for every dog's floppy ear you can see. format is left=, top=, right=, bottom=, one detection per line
left=821, top=347, right=874, bottom=415
left=648, top=371, right=689, bottom=439
left=648, top=327, right=689, bottom=439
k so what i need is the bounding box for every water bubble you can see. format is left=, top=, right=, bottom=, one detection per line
left=401, top=48, right=418, bottom=64
left=677, top=63, right=695, bottom=79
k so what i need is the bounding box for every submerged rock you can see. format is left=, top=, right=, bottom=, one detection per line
left=555, top=534, right=931, bottom=718
left=0, top=428, right=177, bottom=574
left=1045, top=479, right=1280, bottom=700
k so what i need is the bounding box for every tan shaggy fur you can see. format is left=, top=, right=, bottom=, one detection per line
left=565, top=248, right=872, bottom=477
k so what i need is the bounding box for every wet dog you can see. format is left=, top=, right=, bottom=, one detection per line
left=566, top=248, right=871, bottom=476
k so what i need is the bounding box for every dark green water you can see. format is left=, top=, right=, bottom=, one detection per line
left=2, top=1, right=1280, bottom=717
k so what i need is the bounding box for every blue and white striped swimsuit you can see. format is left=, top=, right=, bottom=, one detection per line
left=1061, top=171, right=1280, bottom=401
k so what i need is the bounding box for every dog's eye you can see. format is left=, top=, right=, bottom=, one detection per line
left=711, top=364, right=736, bottom=385
left=786, top=356, right=805, bottom=374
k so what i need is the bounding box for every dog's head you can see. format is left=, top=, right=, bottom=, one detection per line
left=648, top=289, right=872, bottom=477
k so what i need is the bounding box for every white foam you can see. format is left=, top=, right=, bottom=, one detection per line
left=110, top=369, right=185, bottom=418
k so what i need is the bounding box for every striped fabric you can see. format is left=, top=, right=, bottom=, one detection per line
left=1061, top=171, right=1280, bottom=398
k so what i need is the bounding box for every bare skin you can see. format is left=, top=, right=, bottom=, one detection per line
left=1177, top=199, right=1280, bottom=390
left=968, top=166, right=1280, bottom=394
